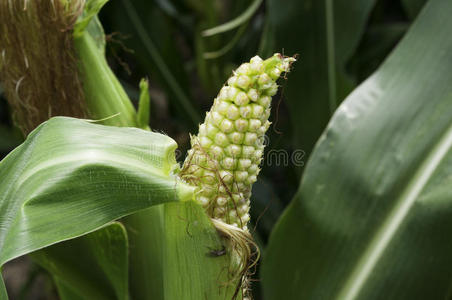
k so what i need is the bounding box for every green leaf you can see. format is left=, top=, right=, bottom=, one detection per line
left=74, top=16, right=138, bottom=128
left=0, top=117, right=194, bottom=268
left=125, top=201, right=240, bottom=300
left=31, top=222, right=128, bottom=300
left=266, top=0, right=376, bottom=158
left=125, top=207, right=165, bottom=300
left=262, top=0, right=452, bottom=299
left=163, top=202, right=237, bottom=299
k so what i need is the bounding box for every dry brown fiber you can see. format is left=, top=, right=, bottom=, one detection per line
left=0, top=0, right=87, bottom=134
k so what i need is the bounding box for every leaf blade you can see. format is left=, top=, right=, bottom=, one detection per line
left=262, top=0, right=452, bottom=298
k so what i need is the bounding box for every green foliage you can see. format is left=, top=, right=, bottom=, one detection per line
left=263, top=0, right=452, bottom=298
left=266, top=0, right=377, bottom=159
left=1, top=0, right=452, bottom=299
left=32, top=223, right=129, bottom=300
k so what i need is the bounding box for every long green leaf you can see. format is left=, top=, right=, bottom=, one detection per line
left=31, top=222, right=129, bottom=300
left=0, top=117, right=194, bottom=268
left=266, top=0, right=376, bottom=158
left=262, top=0, right=452, bottom=298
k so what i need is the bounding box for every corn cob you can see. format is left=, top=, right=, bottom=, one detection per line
left=181, top=53, right=295, bottom=230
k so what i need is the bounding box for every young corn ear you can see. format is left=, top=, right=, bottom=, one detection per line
left=181, top=53, right=295, bottom=230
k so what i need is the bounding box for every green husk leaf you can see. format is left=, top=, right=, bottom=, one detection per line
left=73, top=2, right=137, bottom=127
left=74, top=24, right=138, bottom=127
left=163, top=202, right=237, bottom=299
left=125, top=207, right=165, bottom=300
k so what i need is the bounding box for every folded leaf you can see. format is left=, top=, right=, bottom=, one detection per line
left=0, top=117, right=194, bottom=268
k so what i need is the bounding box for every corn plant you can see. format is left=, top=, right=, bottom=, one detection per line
left=1, top=0, right=452, bottom=299
left=0, top=1, right=294, bottom=298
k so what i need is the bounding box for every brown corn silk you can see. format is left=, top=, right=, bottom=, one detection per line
left=0, top=0, right=87, bottom=134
